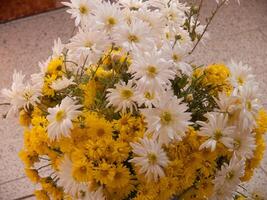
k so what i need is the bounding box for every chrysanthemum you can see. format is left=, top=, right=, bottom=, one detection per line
left=112, top=19, right=154, bottom=52
left=231, top=127, right=256, bottom=159
left=52, top=38, right=64, bottom=58
left=197, top=112, right=235, bottom=151
left=1, top=71, right=41, bottom=117
left=47, top=96, right=83, bottom=141
left=238, top=85, right=262, bottom=130
left=212, top=155, right=245, bottom=200
left=83, top=187, right=106, bottom=200
left=93, top=2, right=124, bottom=33
left=67, top=28, right=109, bottom=64
left=51, top=76, right=76, bottom=91
left=135, top=89, right=159, bottom=108
left=57, top=156, right=87, bottom=196
left=161, top=42, right=192, bottom=76
left=130, top=137, right=169, bottom=182
left=106, top=80, right=137, bottom=114
left=62, top=0, right=97, bottom=26
left=119, top=0, right=145, bottom=10
left=228, top=60, right=255, bottom=89
left=141, top=94, right=191, bottom=144
left=129, top=48, right=176, bottom=93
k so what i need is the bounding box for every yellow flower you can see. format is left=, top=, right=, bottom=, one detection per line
left=47, top=57, right=64, bottom=76
left=34, top=190, right=49, bottom=200
left=25, top=168, right=40, bottom=183
left=85, top=112, right=113, bottom=140
left=255, top=109, right=267, bottom=135
left=72, top=160, right=93, bottom=182
left=107, top=165, right=131, bottom=188
left=80, top=80, right=97, bottom=108
left=194, top=64, right=232, bottom=94
left=19, top=110, right=31, bottom=127
left=93, top=162, right=115, bottom=185
left=43, top=74, right=57, bottom=96
left=19, top=150, right=39, bottom=168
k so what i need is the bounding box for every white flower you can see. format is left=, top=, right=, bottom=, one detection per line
left=112, top=19, right=154, bottom=52
left=106, top=80, right=137, bottom=114
left=93, top=2, right=124, bottom=33
left=119, top=0, right=145, bottom=10
left=51, top=76, right=76, bottom=91
left=135, top=89, right=160, bottom=108
left=228, top=60, right=255, bottom=89
left=80, top=188, right=106, bottom=200
left=135, top=8, right=165, bottom=38
left=58, top=156, right=87, bottom=196
left=238, top=85, right=261, bottom=130
left=47, top=96, right=82, bottom=141
left=215, top=92, right=239, bottom=115
left=141, top=93, right=191, bottom=144
left=130, top=137, right=169, bottom=182
left=161, top=42, right=192, bottom=76
left=231, top=126, right=256, bottom=159
left=1, top=71, right=41, bottom=117
left=212, top=155, right=245, bottom=200
left=197, top=112, right=235, bottom=151
left=62, top=0, right=97, bottom=26
left=67, top=28, right=109, bottom=64
left=130, top=48, right=176, bottom=93
left=52, top=38, right=64, bottom=58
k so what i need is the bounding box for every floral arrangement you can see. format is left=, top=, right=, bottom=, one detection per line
left=1, top=0, right=266, bottom=200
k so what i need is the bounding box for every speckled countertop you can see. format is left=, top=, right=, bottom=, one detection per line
left=0, top=0, right=267, bottom=199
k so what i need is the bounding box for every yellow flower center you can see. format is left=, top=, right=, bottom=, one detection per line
left=160, top=111, right=172, bottom=125
left=233, top=139, right=241, bottom=149
left=107, top=17, right=116, bottom=25
left=128, top=34, right=139, bottom=43
left=147, top=153, right=157, bottom=165
left=23, top=91, right=33, bottom=101
left=79, top=5, right=88, bottom=15
left=246, top=101, right=252, bottom=111
left=97, top=128, right=105, bottom=137
left=226, top=171, right=234, bottom=180
left=121, top=89, right=133, bottom=99
left=84, top=41, right=93, bottom=48
left=172, top=54, right=181, bottom=62
left=214, top=129, right=222, bottom=140
left=144, top=92, right=154, bottom=100
left=55, top=110, right=66, bottom=122
left=237, top=76, right=244, bottom=85
left=146, top=65, right=158, bottom=78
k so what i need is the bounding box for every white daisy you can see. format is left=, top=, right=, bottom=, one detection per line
left=212, top=155, right=245, bottom=200
left=130, top=137, right=169, bottom=182
left=80, top=187, right=106, bottom=200
left=52, top=38, right=64, bottom=58
left=197, top=112, right=235, bottom=151
left=231, top=126, right=256, bottom=159
left=161, top=42, right=192, bottom=76
left=228, top=60, right=255, bottom=89
left=112, top=19, right=154, bottom=52
left=93, top=2, right=124, bottom=33
left=141, top=93, right=191, bottom=144
left=135, top=8, right=165, bottom=38
left=51, top=76, right=76, bottom=91
left=1, top=71, right=41, bottom=117
left=238, top=85, right=261, bottom=130
left=47, top=96, right=83, bottom=141
left=135, top=89, right=160, bottom=108
left=62, top=0, right=97, bottom=26
left=106, top=80, right=137, bottom=114
left=129, top=48, right=176, bottom=93
left=119, top=0, right=145, bottom=10
left=215, top=92, right=240, bottom=115
left=67, top=28, right=109, bottom=64
left=58, top=156, right=86, bottom=196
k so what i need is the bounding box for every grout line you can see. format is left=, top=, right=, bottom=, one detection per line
left=0, top=176, right=26, bottom=186
left=12, top=194, right=34, bottom=200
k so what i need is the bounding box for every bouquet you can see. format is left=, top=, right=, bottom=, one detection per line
left=1, top=0, right=266, bottom=199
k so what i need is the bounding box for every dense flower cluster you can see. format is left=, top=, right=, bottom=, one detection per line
left=1, top=0, right=266, bottom=200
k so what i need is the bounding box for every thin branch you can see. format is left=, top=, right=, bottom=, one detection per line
left=0, top=103, right=10, bottom=106
left=37, top=164, right=51, bottom=171
left=189, top=0, right=228, bottom=54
